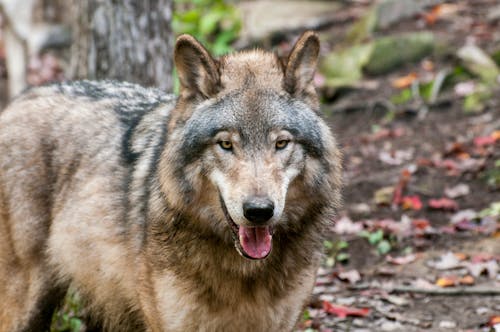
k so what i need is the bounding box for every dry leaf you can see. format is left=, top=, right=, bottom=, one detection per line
left=428, top=198, right=459, bottom=211
left=322, top=301, right=371, bottom=318
left=427, top=252, right=463, bottom=270
left=402, top=196, right=423, bottom=210
left=436, top=276, right=457, bottom=287
left=444, top=184, right=470, bottom=198
left=337, top=270, right=361, bottom=284
left=386, top=254, right=417, bottom=265
left=391, top=72, right=418, bottom=89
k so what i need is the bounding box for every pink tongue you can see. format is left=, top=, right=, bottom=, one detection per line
left=238, top=226, right=272, bottom=259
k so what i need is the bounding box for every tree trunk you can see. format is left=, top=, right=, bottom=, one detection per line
left=70, top=0, right=174, bottom=93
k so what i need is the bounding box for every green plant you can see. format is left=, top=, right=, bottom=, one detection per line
left=323, top=239, right=350, bottom=267
left=173, top=0, right=241, bottom=56
left=359, top=229, right=393, bottom=255
left=483, top=159, right=500, bottom=189
left=51, top=289, right=84, bottom=332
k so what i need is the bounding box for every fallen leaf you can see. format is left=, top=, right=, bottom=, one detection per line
left=436, top=276, right=457, bottom=287
left=445, top=141, right=467, bottom=156
left=427, top=252, right=463, bottom=270
left=444, top=183, right=470, bottom=198
left=439, top=320, right=457, bottom=329
left=392, top=169, right=411, bottom=206
left=454, top=81, right=476, bottom=96
left=412, top=218, right=430, bottom=230
left=424, top=4, right=460, bottom=25
left=337, top=270, right=361, bottom=284
left=428, top=198, right=459, bottom=211
left=474, top=135, right=497, bottom=147
left=379, top=149, right=414, bottom=165
left=391, top=72, right=418, bottom=89
left=322, top=301, right=370, bottom=318
left=362, top=127, right=405, bottom=142
left=411, top=278, right=435, bottom=290
left=458, top=275, right=475, bottom=285
left=488, top=315, right=500, bottom=326
left=375, top=186, right=395, bottom=206
left=386, top=253, right=417, bottom=265
left=450, top=209, right=478, bottom=224
left=422, top=59, right=434, bottom=72
left=471, top=253, right=495, bottom=263
left=453, top=252, right=468, bottom=261
left=333, top=215, right=364, bottom=235
left=402, top=196, right=423, bottom=210
left=381, top=294, right=409, bottom=306
left=465, top=260, right=499, bottom=278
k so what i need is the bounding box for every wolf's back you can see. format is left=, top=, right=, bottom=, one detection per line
left=0, top=80, right=177, bottom=331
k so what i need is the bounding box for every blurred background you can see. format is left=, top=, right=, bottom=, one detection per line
left=0, top=0, right=498, bottom=331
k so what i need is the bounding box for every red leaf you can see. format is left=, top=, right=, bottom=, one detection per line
left=392, top=169, right=411, bottom=206
left=474, top=136, right=496, bottom=147
left=412, top=218, right=430, bottom=229
left=487, top=315, right=500, bottom=326
left=428, top=198, right=459, bottom=211
left=402, top=196, right=423, bottom=210
left=322, top=301, right=370, bottom=318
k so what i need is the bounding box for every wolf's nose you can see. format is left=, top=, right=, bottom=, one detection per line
left=243, top=198, right=275, bottom=224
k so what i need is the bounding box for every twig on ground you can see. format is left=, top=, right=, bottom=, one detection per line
left=349, top=284, right=500, bottom=295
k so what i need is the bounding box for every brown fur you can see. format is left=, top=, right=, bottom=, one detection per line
left=0, top=32, right=342, bottom=331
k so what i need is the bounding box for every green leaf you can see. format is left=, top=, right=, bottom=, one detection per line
left=336, top=252, right=350, bottom=262
left=368, top=229, right=384, bottom=245
left=199, top=11, right=223, bottom=35
left=391, top=88, right=412, bottom=105
left=377, top=240, right=392, bottom=255
left=70, top=318, right=82, bottom=332
left=323, top=240, right=334, bottom=249
left=336, top=240, right=349, bottom=250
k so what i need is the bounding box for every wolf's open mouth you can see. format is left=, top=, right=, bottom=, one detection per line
left=218, top=193, right=273, bottom=260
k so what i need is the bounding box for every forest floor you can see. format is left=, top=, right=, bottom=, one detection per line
left=0, top=1, right=497, bottom=331
left=297, top=1, right=500, bottom=331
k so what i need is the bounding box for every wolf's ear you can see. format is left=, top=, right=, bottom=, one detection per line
left=284, top=31, right=320, bottom=96
left=174, top=35, right=220, bottom=99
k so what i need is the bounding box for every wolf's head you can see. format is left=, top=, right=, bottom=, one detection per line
left=160, top=32, right=341, bottom=261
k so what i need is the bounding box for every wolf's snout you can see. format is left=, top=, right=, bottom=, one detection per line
left=243, top=198, right=274, bottom=224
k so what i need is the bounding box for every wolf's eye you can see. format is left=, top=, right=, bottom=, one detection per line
left=275, top=140, right=289, bottom=150
left=218, top=140, right=233, bottom=150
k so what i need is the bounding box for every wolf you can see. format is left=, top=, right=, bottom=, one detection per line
left=0, top=31, right=341, bottom=331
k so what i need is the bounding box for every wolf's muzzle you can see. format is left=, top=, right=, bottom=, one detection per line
left=243, top=197, right=274, bottom=225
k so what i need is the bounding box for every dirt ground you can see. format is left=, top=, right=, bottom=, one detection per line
left=297, top=1, right=500, bottom=331
left=0, top=1, right=497, bottom=331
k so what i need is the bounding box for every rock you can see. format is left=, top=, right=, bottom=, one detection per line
left=380, top=320, right=404, bottom=331
left=457, top=44, right=500, bottom=85
left=365, top=32, right=435, bottom=75
left=237, top=1, right=340, bottom=44
left=320, top=32, right=435, bottom=87
left=320, top=44, right=372, bottom=88
left=439, top=320, right=457, bottom=329
left=488, top=5, right=500, bottom=22
left=347, top=0, right=443, bottom=43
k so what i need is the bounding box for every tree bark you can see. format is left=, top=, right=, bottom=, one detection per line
left=70, top=0, right=174, bottom=92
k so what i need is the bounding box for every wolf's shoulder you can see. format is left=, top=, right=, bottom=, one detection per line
left=34, top=80, right=176, bottom=114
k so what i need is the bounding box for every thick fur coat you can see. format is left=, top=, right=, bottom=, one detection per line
left=0, top=32, right=342, bottom=331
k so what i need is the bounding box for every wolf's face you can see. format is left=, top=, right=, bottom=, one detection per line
left=182, top=89, right=325, bottom=259
left=161, top=32, right=338, bottom=260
